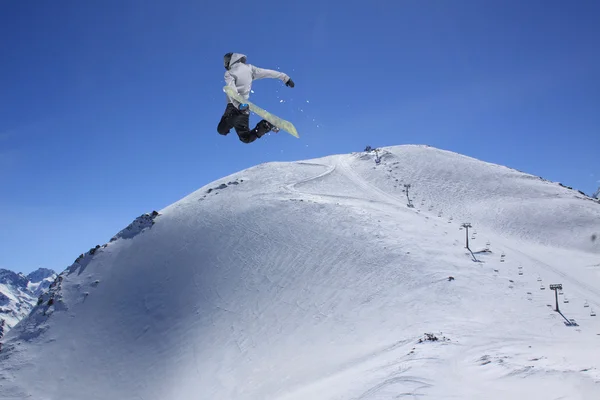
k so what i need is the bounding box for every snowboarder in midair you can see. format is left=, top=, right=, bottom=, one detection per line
left=217, top=52, right=295, bottom=143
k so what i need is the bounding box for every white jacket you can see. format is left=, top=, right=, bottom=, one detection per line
left=224, top=53, right=290, bottom=108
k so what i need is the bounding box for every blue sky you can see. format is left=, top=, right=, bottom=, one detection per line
left=1, top=0, right=599, bottom=274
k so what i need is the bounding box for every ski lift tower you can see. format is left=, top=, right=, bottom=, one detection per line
left=461, top=223, right=472, bottom=249
left=550, top=284, right=562, bottom=312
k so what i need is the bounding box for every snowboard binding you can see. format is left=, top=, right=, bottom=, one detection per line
left=262, top=120, right=280, bottom=133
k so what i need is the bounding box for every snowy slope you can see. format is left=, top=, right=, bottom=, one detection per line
left=1, top=145, right=599, bottom=400
left=358, top=146, right=600, bottom=253
left=0, top=268, right=56, bottom=340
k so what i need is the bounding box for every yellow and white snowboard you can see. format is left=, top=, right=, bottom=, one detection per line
left=223, top=86, right=299, bottom=138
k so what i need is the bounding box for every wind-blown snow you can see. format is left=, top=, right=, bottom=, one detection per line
left=1, top=145, right=599, bottom=400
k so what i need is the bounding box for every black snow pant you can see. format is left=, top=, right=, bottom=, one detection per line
left=217, top=103, right=272, bottom=144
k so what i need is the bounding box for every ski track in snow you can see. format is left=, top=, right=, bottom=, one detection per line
left=338, top=156, right=406, bottom=206
left=283, top=160, right=404, bottom=212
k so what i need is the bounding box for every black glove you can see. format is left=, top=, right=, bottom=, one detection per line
left=286, top=78, right=295, bottom=88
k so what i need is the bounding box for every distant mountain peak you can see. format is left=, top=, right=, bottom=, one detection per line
left=27, top=268, right=56, bottom=283
left=0, top=269, right=28, bottom=289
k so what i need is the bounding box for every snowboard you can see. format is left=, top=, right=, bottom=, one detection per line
left=223, top=86, right=299, bottom=138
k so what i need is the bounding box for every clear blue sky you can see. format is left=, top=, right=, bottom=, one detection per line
left=1, top=0, right=599, bottom=274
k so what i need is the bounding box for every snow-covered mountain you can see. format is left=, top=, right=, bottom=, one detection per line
left=26, top=268, right=56, bottom=296
left=593, top=186, right=600, bottom=199
left=0, top=268, right=57, bottom=340
left=1, top=145, right=599, bottom=400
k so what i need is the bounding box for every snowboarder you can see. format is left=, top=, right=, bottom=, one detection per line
left=217, top=52, right=295, bottom=143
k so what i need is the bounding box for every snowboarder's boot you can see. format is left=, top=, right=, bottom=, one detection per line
left=263, top=120, right=280, bottom=133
